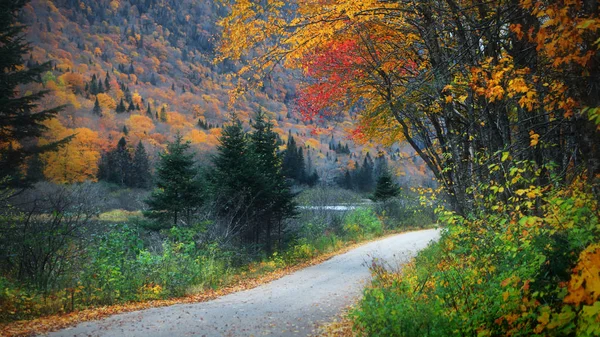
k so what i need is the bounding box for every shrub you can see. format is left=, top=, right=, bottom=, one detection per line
left=342, top=208, right=383, bottom=240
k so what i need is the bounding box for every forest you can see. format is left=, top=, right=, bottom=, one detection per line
left=0, top=0, right=436, bottom=335
left=1, top=0, right=600, bottom=336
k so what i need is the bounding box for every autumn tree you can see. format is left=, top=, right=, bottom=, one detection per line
left=41, top=121, right=101, bottom=183
left=219, top=0, right=600, bottom=214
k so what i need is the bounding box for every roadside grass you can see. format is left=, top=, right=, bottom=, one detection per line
left=346, top=182, right=599, bottom=337
left=0, top=208, right=435, bottom=337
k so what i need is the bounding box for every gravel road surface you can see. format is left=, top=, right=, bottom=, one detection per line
left=45, top=228, right=440, bottom=337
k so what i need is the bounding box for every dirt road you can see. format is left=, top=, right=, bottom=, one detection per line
left=45, top=229, right=440, bottom=337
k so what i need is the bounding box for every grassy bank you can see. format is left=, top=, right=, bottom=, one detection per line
left=349, top=181, right=599, bottom=336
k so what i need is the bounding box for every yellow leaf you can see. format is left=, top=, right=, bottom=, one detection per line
left=529, top=130, right=540, bottom=147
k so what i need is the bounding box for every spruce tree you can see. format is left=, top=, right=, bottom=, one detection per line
left=296, top=147, right=306, bottom=184
left=249, top=110, right=295, bottom=253
left=282, top=135, right=298, bottom=179
left=145, top=134, right=203, bottom=226
left=93, top=97, right=102, bottom=115
left=112, top=137, right=132, bottom=186
left=372, top=171, right=400, bottom=202
left=25, top=153, right=45, bottom=183
left=357, top=153, right=375, bottom=192
left=104, top=71, right=111, bottom=91
left=209, top=115, right=258, bottom=238
left=116, top=98, right=126, bottom=113
left=132, top=141, right=151, bottom=189
left=343, top=170, right=353, bottom=190
left=0, top=1, right=68, bottom=188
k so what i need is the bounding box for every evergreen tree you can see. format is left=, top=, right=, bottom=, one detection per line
left=93, top=97, right=102, bottom=115
left=122, top=125, right=129, bottom=135
left=373, top=152, right=389, bottom=179
left=343, top=170, right=353, bottom=190
left=282, top=135, right=298, bottom=179
left=296, top=147, right=306, bottom=183
left=89, top=74, right=98, bottom=94
left=159, top=106, right=167, bottom=122
left=357, top=153, right=375, bottom=192
left=209, top=115, right=259, bottom=239
left=112, top=137, right=132, bottom=186
left=25, top=153, right=45, bottom=183
left=146, top=103, right=152, bottom=117
left=282, top=135, right=307, bottom=184
left=104, top=71, right=111, bottom=91
left=116, top=98, right=126, bottom=113
left=127, top=100, right=135, bottom=112
left=132, top=141, right=151, bottom=189
left=145, top=134, right=203, bottom=226
left=249, top=110, right=296, bottom=253
left=372, top=171, right=400, bottom=202
left=0, top=1, right=68, bottom=188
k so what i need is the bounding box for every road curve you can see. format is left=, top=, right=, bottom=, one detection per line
left=45, top=229, right=440, bottom=337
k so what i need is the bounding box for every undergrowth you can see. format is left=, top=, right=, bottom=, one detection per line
left=351, top=178, right=600, bottom=336
left=0, top=207, right=426, bottom=324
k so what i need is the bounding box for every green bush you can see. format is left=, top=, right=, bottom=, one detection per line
left=342, top=208, right=383, bottom=240
left=374, top=196, right=436, bottom=229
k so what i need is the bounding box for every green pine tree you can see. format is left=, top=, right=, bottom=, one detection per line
left=93, top=97, right=102, bottom=115
left=116, top=98, right=126, bottom=113
left=0, top=0, right=69, bottom=188
left=249, top=109, right=296, bottom=253
left=132, top=141, right=152, bottom=189
left=357, top=153, right=375, bottom=192
left=144, top=134, right=203, bottom=227
left=372, top=171, right=401, bottom=202
left=209, top=114, right=258, bottom=240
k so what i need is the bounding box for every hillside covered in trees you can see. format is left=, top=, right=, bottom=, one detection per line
left=13, top=0, right=431, bottom=186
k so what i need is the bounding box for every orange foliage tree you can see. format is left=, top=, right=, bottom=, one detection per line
left=219, top=0, right=600, bottom=214
left=41, top=119, right=102, bottom=183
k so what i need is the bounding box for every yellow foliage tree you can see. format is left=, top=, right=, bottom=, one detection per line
left=40, top=119, right=102, bottom=183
